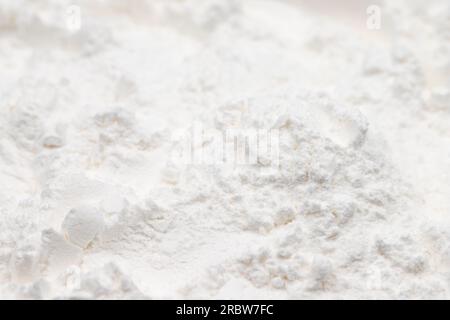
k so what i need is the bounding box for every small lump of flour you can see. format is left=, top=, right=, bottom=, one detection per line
left=61, top=206, right=105, bottom=249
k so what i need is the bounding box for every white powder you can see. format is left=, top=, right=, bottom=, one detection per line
left=0, top=0, right=450, bottom=299
left=62, top=206, right=105, bottom=249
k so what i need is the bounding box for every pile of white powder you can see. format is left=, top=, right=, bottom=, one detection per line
left=0, top=0, right=449, bottom=299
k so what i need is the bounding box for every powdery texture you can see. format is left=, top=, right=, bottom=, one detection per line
left=0, top=0, right=449, bottom=299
